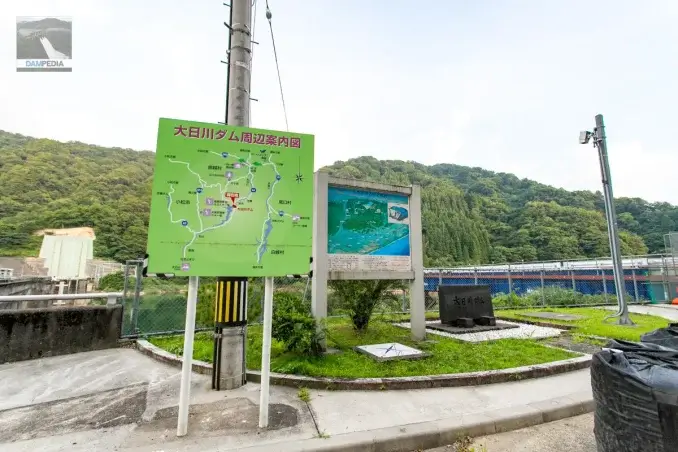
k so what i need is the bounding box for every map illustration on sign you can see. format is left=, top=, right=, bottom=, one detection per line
left=327, top=187, right=411, bottom=272
left=146, top=118, right=314, bottom=277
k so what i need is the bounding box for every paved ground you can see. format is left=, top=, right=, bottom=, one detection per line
left=624, top=303, right=678, bottom=321
left=0, top=347, right=593, bottom=451
left=423, top=413, right=595, bottom=452
left=306, top=369, right=591, bottom=437
left=2, top=304, right=673, bottom=451
left=0, top=348, right=316, bottom=451
left=419, top=304, right=676, bottom=452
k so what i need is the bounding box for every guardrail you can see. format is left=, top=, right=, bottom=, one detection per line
left=0, top=292, right=123, bottom=305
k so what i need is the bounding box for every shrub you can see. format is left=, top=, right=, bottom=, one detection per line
left=535, top=287, right=583, bottom=306
left=196, top=282, right=216, bottom=328
left=492, top=287, right=618, bottom=310
left=492, top=291, right=534, bottom=309
left=272, top=292, right=324, bottom=356
left=142, top=276, right=189, bottom=295
left=247, top=280, right=264, bottom=323
left=98, top=271, right=127, bottom=291
left=329, top=279, right=404, bottom=332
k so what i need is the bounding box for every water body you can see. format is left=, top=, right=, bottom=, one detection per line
left=370, top=235, right=410, bottom=256
left=222, top=205, right=234, bottom=224
left=257, top=218, right=273, bottom=262
left=256, top=174, right=280, bottom=262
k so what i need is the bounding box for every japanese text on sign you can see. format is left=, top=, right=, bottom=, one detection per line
left=173, top=125, right=302, bottom=148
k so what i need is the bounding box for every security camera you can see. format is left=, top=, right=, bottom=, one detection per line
left=579, top=130, right=592, bottom=145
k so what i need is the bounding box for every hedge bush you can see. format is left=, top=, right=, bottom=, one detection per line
left=492, top=287, right=617, bottom=309
left=272, top=292, right=324, bottom=356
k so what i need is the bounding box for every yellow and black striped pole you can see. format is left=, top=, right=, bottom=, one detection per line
left=212, top=277, right=248, bottom=390
left=214, top=277, right=248, bottom=327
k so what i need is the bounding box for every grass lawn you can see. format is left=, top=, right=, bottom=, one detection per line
left=498, top=307, right=670, bottom=342
left=149, top=317, right=577, bottom=379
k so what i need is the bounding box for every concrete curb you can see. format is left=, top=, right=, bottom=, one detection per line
left=135, top=339, right=592, bottom=391
left=237, top=393, right=595, bottom=452
left=135, top=339, right=213, bottom=375
left=495, top=316, right=577, bottom=330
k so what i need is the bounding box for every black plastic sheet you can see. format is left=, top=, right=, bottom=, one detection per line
left=641, top=323, right=678, bottom=350
left=592, top=340, right=678, bottom=452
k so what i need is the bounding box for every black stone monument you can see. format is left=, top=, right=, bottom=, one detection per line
left=438, top=284, right=497, bottom=328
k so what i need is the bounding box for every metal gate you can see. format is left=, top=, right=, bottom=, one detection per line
left=121, top=259, right=143, bottom=336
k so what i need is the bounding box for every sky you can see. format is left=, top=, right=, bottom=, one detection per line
left=1, top=0, right=677, bottom=204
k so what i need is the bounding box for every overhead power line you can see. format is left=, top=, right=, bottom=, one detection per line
left=265, top=0, right=289, bottom=131
left=249, top=0, right=258, bottom=125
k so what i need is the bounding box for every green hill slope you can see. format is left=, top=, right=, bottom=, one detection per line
left=1, top=131, right=675, bottom=265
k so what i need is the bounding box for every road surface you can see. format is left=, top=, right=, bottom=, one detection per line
left=423, top=413, right=595, bottom=452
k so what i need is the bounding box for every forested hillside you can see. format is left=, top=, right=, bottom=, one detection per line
left=1, top=131, right=676, bottom=266
left=0, top=131, right=153, bottom=261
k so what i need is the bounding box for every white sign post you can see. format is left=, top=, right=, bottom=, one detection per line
left=258, top=276, right=275, bottom=428
left=176, top=276, right=199, bottom=437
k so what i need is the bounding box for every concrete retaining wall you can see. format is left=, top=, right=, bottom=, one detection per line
left=0, top=278, right=54, bottom=297
left=0, top=305, right=123, bottom=364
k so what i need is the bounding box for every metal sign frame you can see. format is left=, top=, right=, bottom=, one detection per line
left=311, top=172, right=426, bottom=341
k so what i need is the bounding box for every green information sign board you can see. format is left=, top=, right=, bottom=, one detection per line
left=147, top=118, right=314, bottom=277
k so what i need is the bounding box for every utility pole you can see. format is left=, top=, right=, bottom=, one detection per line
left=593, top=114, right=633, bottom=325
left=213, top=0, right=253, bottom=390
left=226, top=0, right=252, bottom=127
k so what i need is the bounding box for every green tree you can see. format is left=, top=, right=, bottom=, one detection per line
left=1, top=131, right=675, bottom=265
left=329, top=279, right=404, bottom=331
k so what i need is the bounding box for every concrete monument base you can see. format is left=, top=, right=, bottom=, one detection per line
left=426, top=321, right=519, bottom=335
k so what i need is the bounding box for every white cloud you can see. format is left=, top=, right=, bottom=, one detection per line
left=1, top=0, right=677, bottom=205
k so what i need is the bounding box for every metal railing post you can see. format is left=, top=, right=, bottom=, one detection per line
left=632, top=268, right=639, bottom=303
left=131, top=260, right=143, bottom=334
left=107, top=294, right=118, bottom=306
left=662, top=259, right=670, bottom=302
left=507, top=264, right=512, bottom=293
left=122, top=262, right=131, bottom=302
left=601, top=269, right=608, bottom=302
left=540, top=269, right=545, bottom=305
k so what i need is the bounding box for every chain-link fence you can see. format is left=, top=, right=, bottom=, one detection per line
left=665, top=232, right=678, bottom=257
left=120, top=272, right=414, bottom=338
left=118, top=256, right=678, bottom=337
left=325, top=280, right=412, bottom=318
left=120, top=266, right=315, bottom=337
left=424, top=260, right=678, bottom=311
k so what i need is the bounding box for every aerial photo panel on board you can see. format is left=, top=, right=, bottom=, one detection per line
left=327, top=186, right=412, bottom=272
left=146, top=118, right=314, bottom=277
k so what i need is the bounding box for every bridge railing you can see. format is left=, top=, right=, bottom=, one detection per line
left=0, top=292, right=123, bottom=309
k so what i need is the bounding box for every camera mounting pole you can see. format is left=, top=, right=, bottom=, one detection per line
left=591, top=114, right=633, bottom=326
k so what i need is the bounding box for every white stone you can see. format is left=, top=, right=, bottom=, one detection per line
left=354, top=342, right=428, bottom=361
left=393, top=320, right=563, bottom=343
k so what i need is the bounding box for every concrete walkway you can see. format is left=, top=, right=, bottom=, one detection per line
left=0, top=347, right=592, bottom=452
left=604, top=303, right=678, bottom=321
left=0, top=348, right=315, bottom=452
left=2, top=306, right=674, bottom=451
left=305, top=369, right=591, bottom=438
